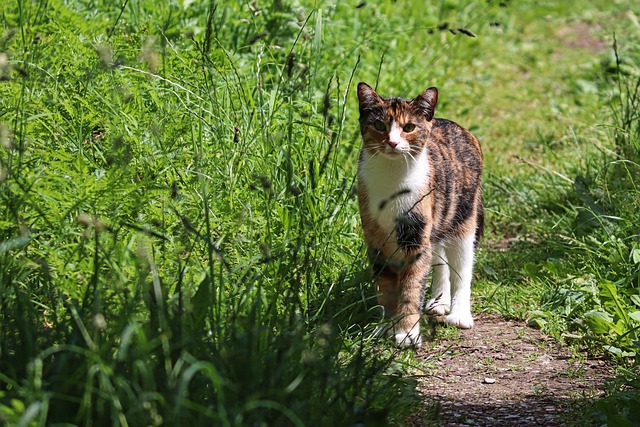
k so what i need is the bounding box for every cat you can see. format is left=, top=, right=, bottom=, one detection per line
left=356, top=82, right=483, bottom=348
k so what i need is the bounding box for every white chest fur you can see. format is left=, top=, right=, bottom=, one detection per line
left=358, top=150, right=430, bottom=235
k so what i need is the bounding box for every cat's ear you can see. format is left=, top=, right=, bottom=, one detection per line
left=412, top=87, right=438, bottom=121
left=357, top=82, right=382, bottom=109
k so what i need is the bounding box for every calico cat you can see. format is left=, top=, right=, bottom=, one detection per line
left=356, top=82, right=483, bottom=348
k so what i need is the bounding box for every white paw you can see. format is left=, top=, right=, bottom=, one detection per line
left=394, top=325, right=422, bottom=348
left=424, top=298, right=450, bottom=316
left=445, top=312, right=474, bottom=329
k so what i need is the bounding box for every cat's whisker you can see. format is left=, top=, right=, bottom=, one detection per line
left=402, top=154, right=411, bottom=169
left=362, top=147, right=382, bottom=158
left=401, top=150, right=418, bottom=166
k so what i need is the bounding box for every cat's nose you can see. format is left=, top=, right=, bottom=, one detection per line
left=387, top=125, right=403, bottom=149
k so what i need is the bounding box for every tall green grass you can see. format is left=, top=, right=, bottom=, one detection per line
left=0, top=1, right=439, bottom=425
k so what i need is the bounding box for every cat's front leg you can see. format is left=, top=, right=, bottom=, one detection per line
left=373, top=270, right=425, bottom=348
left=372, top=261, right=405, bottom=341
left=393, top=251, right=432, bottom=348
left=392, top=316, right=422, bottom=348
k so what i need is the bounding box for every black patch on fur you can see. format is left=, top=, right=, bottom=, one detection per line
left=378, top=188, right=411, bottom=211
left=388, top=98, right=405, bottom=115
left=396, top=211, right=426, bottom=252
left=431, top=118, right=452, bottom=131
left=359, top=106, right=386, bottom=128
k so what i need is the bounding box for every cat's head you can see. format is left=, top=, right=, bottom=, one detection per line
left=357, top=82, right=438, bottom=157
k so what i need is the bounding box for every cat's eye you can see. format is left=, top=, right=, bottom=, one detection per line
left=373, top=120, right=386, bottom=132
left=402, top=123, right=416, bottom=132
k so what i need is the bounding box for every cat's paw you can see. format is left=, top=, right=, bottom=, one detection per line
left=424, top=298, right=450, bottom=316
left=444, top=312, right=474, bottom=329
left=393, top=324, right=422, bottom=348
left=373, top=321, right=422, bottom=348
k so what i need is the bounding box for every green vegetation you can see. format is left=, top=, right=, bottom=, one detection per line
left=0, top=0, right=638, bottom=425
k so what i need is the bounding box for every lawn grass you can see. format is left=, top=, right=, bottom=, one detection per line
left=1, top=0, right=639, bottom=425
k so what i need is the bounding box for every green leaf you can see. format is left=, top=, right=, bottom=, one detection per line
left=191, top=274, right=212, bottom=327
left=611, top=320, right=627, bottom=335
left=527, top=318, right=547, bottom=329
left=10, top=399, right=25, bottom=413
left=598, top=280, right=618, bottom=300
left=0, top=235, right=31, bottom=254
left=628, top=311, right=640, bottom=322
left=603, top=345, right=636, bottom=357
left=598, top=280, right=630, bottom=324
left=522, top=262, right=539, bottom=279
left=543, top=260, right=562, bottom=276
left=483, top=265, right=498, bottom=276
left=583, top=310, right=615, bottom=334
left=575, top=79, right=599, bottom=94
left=632, top=248, right=640, bottom=265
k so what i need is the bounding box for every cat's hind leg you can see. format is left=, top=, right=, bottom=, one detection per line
left=424, top=245, right=451, bottom=315
left=443, top=234, right=475, bottom=329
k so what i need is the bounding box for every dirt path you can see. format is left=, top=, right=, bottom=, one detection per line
left=409, top=314, right=612, bottom=426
